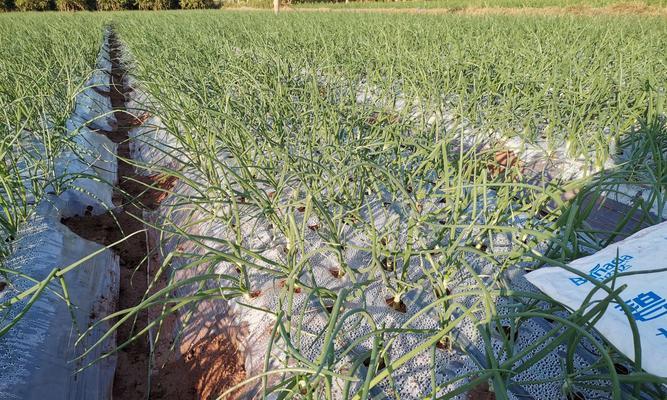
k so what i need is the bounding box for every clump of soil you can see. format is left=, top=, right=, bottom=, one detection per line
left=61, top=29, right=244, bottom=400
left=488, top=149, right=521, bottom=177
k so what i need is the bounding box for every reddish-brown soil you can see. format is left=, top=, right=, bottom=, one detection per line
left=151, top=302, right=247, bottom=400
left=488, top=149, right=521, bottom=177
left=61, top=30, right=245, bottom=400
left=467, top=382, right=496, bottom=400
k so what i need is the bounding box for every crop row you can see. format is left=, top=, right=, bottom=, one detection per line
left=112, top=11, right=666, bottom=399
left=0, top=14, right=106, bottom=252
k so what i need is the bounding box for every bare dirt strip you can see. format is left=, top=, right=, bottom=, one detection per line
left=62, top=29, right=245, bottom=400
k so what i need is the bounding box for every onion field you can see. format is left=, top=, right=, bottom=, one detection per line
left=1, top=9, right=666, bottom=400
left=290, top=0, right=667, bottom=9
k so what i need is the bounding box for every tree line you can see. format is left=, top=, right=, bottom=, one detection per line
left=1, top=0, right=222, bottom=11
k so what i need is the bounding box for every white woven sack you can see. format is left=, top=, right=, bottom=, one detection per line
left=526, top=221, right=667, bottom=377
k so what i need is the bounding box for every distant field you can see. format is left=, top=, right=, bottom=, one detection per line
left=292, top=0, right=667, bottom=8
left=224, top=0, right=667, bottom=11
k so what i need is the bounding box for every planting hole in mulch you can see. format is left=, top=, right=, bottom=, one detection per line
left=329, top=267, right=343, bottom=279
left=321, top=300, right=341, bottom=314
left=435, top=286, right=451, bottom=298
left=488, top=149, right=520, bottom=177
left=614, top=363, right=629, bottom=375
left=567, top=391, right=587, bottom=400
left=467, top=382, right=495, bottom=400
left=297, top=379, right=309, bottom=395
left=385, top=296, right=407, bottom=313
left=362, top=355, right=386, bottom=370
left=343, top=214, right=358, bottom=226
left=474, top=241, right=488, bottom=252
left=380, top=256, right=395, bottom=272
left=278, top=280, right=302, bottom=294
left=436, top=337, right=451, bottom=351
left=538, top=206, right=553, bottom=218
left=495, top=324, right=519, bottom=342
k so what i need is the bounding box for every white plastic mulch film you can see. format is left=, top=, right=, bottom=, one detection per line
left=0, top=29, right=119, bottom=400
left=526, top=220, right=667, bottom=378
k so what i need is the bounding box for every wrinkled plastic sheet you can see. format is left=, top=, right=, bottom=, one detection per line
left=0, top=205, right=119, bottom=400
